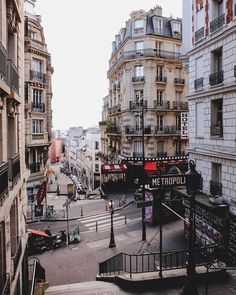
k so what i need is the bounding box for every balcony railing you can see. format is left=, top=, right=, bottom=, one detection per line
left=7, top=59, right=19, bottom=93
left=174, top=78, right=185, bottom=85
left=210, top=180, right=222, bottom=196
left=106, top=126, right=121, bottom=134
left=129, top=100, right=147, bottom=109
left=195, top=27, right=204, bottom=42
left=209, top=71, right=224, bottom=86
left=30, top=70, right=46, bottom=83
left=8, top=154, right=20, bottom=186
left=172, top=101, right=188, bottom=110
left=156, top=76, right=167, bottom=83
left=32, top=102, right=45, bottom=112
left=109, top=49, right=181, bottom=74
left=0, top=162, right=9, bottom=205
left=132, top=76, right=145, bottom=83
left=134, top=27, right=144, bottom=34
left=30, top=162, right=41, bottom=173
left=133, top=152, right=143, bottom=158
left=210, top=124, right=223, bottom=137
left=210, top=13, right=225, bottom=33
left=194, top=77, right=204, bottom=90
left=157, top=152, right=167, bottom=158
left=0, top=41, right=7, bottom=81
left=2, top=274, right=10, bottom=295
left=154, top=100, right=170, bottom=109
left=125, top=126, right=151, bottom=135
left=155, top=125, right=180, bottom=135
left=12, top=238, right=22, bottom=278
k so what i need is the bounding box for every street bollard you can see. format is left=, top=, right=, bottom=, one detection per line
left=125, top=215, right=127, bottom=225
left=105, top=203, right=108, bottom=211
left=96, top=221, right=98, bottom=232
left=81, top=206, right=83, bottom=217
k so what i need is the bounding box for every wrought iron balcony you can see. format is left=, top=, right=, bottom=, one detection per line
left=134, top=27, right=144, bottom=34
left=210, top=180, right=222, bottom=196
left=2, top=274, right=10, bottom=295
left=210, top=124, right=223, bottom=137
left=106, top=126, right=121, bottom=134
left=156, top=76, right=167, bottom=83
left=0, top=162, right=9, bottom=205
left=209, top=71, right=224, bottom=86
left=32, top=102, right=45, bottom=112
left=195, top=27, right=204, bottom=42
left=8, top=154, right=20, bottom=186
left=174, top=78, right=185, bottom=85
left=175, top=151, right=187, bottom=157
left=108, top=49, right=181, bottom=74
left=157, top=152, right=167, bottom=157
left=154, top=100, right=170, bottom=109
left=132, top=76, right=145, bottom=83
left=7, top=59, right=19, bottom=93
left=125, top=126, right=151, bottom=135
left=194, top=77, right=204, bottom=90
left=0, top=41, right=7, bottom=82
left=29, top=162, right=41, bottom=173
left=12, top=238, right=22, bottom=279
left=129, top=100, right=147, bottom=109
left=133, top=152, right=143, bottom=158
left=172, top=101, right=188, bottom=110
left=155, top=125, right=180, bottom=135
left=30, top=70, right=46, bottom=83
left=210, top=14, right=225, bottom=33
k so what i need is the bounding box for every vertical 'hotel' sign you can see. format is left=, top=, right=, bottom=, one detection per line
left=181, top=112, right=188, bottom=139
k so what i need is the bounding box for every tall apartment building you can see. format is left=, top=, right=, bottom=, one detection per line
left=183, top=0, right=236, bottom=205
left=24, top=0, right=53, bottom=203
left=0, top=0, right=28, bottom=293
left=182, top=0, right=236, bottom=264
left=104, top=6, right=189, bottom=184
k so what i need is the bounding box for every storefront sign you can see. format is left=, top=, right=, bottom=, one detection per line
left=150, top=174, right=186, bottom=188
left=181, top=112, right=188, bottom=139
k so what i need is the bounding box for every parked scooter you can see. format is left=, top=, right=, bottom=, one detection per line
left=51, top=230, right=67, bottom=249
left=69, top=227, right=81, bottom=244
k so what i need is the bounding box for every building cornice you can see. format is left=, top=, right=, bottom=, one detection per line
left=187, top=84, right=236, bottom=100
left=189, top=148, right=236, bottom=161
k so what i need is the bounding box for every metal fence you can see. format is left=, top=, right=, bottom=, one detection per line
left=99, top=244, right=219, bottom=276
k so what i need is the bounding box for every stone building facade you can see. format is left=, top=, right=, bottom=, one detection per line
left=24, top=0, right=53, bottom=203
left=183, top=0, right=236, bottom=206
left=0, top=0, right=29, bottom=293
left=103, top=6, right=189, bottom=183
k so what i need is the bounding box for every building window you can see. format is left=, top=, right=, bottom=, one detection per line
left=157, top=65, right=164, bottom=80
left=175, top=141, right=182, bottom=155
left=32, top=120, right=43, bottom=134
left=135, top=90, right=143, bottom=103
left=210, top=162, right=222, bottom=196
left=31, top=31, right=37, bottom=40
left=196, top=102, right=204, bottom=137
left=95, top=164, right=99, bottom=172
left=134, top=19, right=144, bottom=33
left=32, top=58, right=43, bottom=73
left=134, top=141, right=142, bottom=156
left=157, top=90, right=164, bottom=105
left=157, top=115, right=164, bottom=131
left=154, top=18, right=163, bottom=34
left=211, top=47, right=223, bottom=73
left=176, top=114, right=181, bottom=131
left=194, top=56, right=204, bottom=90
left=33, top=89, right=43, bottom=104
left=95, top=141, right=99, bottom=150
left=135, top=65, right=144, bottom=77
left=173, top=22, right=181, bottom=33
left=176, top=92, right=182, bottom=101
left=157, top=141, right=164, bottom=156
left=135, top=41, right=144, bottom=55
left=211, top=98, right=223, bottom=137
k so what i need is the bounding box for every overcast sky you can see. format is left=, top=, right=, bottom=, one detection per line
left=35, top=0, right=182, bottom=130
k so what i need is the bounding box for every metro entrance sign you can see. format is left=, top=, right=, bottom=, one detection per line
left=150, top=174, right=186, bottom=188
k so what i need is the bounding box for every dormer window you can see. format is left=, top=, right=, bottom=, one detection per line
left=134, top=19, right=144, bottom=34
left=173, top=22, right=181, bottom=33
left=154, top=18, right=163, bottom=34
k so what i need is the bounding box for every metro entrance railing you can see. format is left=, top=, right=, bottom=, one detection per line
left=98, top=244, right=219, bottom=277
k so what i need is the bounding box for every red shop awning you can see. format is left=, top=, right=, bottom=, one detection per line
left=102, top=164, right=127, bottom=174
left=28, top=229, right=50, bottom=237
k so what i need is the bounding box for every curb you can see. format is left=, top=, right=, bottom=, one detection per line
left=26, top=216, right=81, bottom=224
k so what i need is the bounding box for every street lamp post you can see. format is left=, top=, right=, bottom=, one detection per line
left=141, top=104, right=146, bottom=241
left=66, top=182, right=74, bottom=245
left=182, top=160, right=201, bottom=295
left=108, top=199, right=116, bottom=248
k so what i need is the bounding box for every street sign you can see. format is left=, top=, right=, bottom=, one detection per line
left=150, top=174, right=186, bottom=188
left=135, top=200, right=153, bottom=208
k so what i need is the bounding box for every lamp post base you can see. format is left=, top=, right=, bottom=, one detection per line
left=181, top=278, right=199, bottom=295
left=109, top=242, right=116, bottom=248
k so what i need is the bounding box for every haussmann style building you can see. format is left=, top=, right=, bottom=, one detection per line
left=0, top=0, right=29, bottom=293
left=101, top=6, right=189, bottom=188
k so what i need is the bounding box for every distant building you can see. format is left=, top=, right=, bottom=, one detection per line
left=100, top=5, right=189, bottom=187
left=0, top=0, right=28, bottom=293
left=24, top=0, right=53, bottom=203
